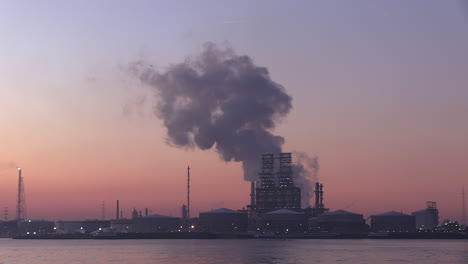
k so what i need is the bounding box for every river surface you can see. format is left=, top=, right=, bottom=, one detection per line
left=0, top=239, right=467, bottom=264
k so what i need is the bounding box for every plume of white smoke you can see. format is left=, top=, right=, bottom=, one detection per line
left=131, top=42, right=291, bottom=181
left=131, top=42, right=319, bottom=207
left=293, top=153, right=319, bottom=207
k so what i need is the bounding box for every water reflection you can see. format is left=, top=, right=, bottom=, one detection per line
left=0, top=239, right=466, bottom=264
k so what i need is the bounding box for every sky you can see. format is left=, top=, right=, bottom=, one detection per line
left=0, top=0, right=467, bottom=221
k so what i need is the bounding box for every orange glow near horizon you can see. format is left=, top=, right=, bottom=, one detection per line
left=1, top=1, right=467, bottom=223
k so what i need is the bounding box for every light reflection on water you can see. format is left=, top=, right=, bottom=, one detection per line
left=0, top=238, right=467, bottom=264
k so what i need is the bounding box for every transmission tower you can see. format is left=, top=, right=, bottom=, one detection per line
left=187, top=165, right=190, bottom=219
left=16, top=168, right=27, bottom=221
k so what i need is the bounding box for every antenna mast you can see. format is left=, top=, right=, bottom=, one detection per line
left=187, top=165, right=190, bottom=219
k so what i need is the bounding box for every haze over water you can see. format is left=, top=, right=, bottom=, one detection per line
left=0, top=239, right=466, bottom=264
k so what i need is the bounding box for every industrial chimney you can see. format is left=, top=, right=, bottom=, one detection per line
left=319, top=183, right=324, bottom=208
left=16, top=168, right=27, bottom=221
left=250, top=181, right=256, bottom=208
left=116, top=200, right=120, bottom=220
left=315, top=182, right=320, bottom=209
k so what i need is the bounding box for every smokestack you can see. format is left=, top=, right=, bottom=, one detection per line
left=16, top=168, right=26, bottom=221
left=116, top=200, right=120, bottom=220
left=145, top=208, right=148, bottom=217
left=319, top=184, right=324, bottom=208
left=101, top=201, right=105, bottom=220
left=315, top=182, right=320, bottom=208
left=250, top=181, right=256, bottom=208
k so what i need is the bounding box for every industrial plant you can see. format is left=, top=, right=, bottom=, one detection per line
left=1, top=153, right=467, bottom=239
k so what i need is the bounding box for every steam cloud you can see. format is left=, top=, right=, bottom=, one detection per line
left=0, top=161, right=18, bottom=172
left=131, top=42, right=318, bottom=206
left=293, top=153, right=320, bottom=207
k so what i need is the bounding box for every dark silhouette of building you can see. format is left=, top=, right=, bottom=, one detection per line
left=315, top=210, right=369, bottom=235
left=258, top=209, right=306, bottom=234
left=371, top=211, right=416, bottom=233
left=199, top=208, right=248, bottom=233
left=18, top=219, right=55, bottom=235
left=56, top=220, right=110, bottom=234
left=255, top=153, right=301, bottom=213
left=133, top=214, right=181, bottom=233
left=0, top=220, right=19, bottom=237
left=412, top=201, right=439, bottom=230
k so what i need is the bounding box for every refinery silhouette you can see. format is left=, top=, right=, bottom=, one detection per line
left=1, top=153, right=466, bottom=240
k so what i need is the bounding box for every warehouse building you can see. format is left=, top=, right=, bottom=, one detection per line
left=18, top=219, right=55, bottom=235
left=133, top=214, right=181, bottom=233
left=199, top=208, right=248, bottom=233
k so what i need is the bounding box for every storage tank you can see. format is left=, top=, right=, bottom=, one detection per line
left=317, top=210, right=369, bottom=234
left=371, top=211, right=416, bottom=233
left=258, top=209, right=306, bottom=234
left=199, top=208, right=248, bottom=233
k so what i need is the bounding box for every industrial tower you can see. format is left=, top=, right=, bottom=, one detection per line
left=255, top=153, right=301, bottom=213
left=16, top=168, right=27, bottom=221
left=187, top=165, right=190, bottom=219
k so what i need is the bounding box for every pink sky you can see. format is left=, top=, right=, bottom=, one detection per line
left=1, top=1, right=467, bottom=222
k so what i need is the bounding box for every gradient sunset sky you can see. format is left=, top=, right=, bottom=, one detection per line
left=1, top=0, right=467, bottom=221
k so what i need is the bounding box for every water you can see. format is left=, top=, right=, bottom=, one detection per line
left=0, top=239, right=467, bottom=264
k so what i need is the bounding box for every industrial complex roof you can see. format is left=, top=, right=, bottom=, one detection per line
left=19, top=219, right=54, bottom=223
left=143, top=214, right=177, bottom=219
left=203, top=208, right=242, bottom=214
left=264, top=209, right=304, bottom=215
left=325, top=210, right=361, bottom=216
left=373, top=211, right=412, bottom=217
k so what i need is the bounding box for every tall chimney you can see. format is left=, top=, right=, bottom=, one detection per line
left=319, top=184, right=324, bottom=208
left=315, top=182, right=320, bottom=208
left=250, top=181, right=256, bottom=208
left=145, top=208, right=149, bottom=217
left=116, top=200, right=120, bottom=220
left=16, top=168, right=26, bottom=221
